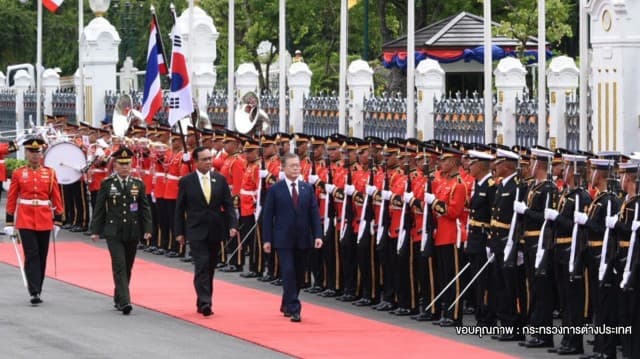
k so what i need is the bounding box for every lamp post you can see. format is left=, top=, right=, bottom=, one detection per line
left=109, top=0, right=144, bottom=65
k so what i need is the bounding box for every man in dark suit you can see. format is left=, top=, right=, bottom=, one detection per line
left=263, top=153, right=323, bottom=323
left=175, top=146, right=238, bottom=317
left=90, top=147, right=153, bottom=315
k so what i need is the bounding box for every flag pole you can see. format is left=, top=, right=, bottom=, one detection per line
left=78, top=0, right=84, bottom=125
left=227, top=0, right=235, bottom=130
left=537, top=0, right=546, bottom=147
left=36, top=0, right=43, bottom=126
left=278, top=0, right=286, bottom=132
left=338, top=0, right=347, bottom=135
left=406, top=0, right=415, bottom=138
left=484, top=0, right=493, bottom=143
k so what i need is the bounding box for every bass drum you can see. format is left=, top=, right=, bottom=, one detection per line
left=44, top=142, right=87, bottom=185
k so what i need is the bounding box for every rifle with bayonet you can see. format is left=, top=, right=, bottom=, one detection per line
left=255, top=140, right=266, bottom=220
left=504, top=158, right=523, bottom=268
left=598, top=162, right=616, bottom=283
left=323, top=154, right=336, bottom=237
left=339, top=147, right=353, bottom=242
left=357, top=153, right=375, bottom=244
left=397, top=157, right=413, bottom=254
left=621, top=162, right=640, bottom=290
left=376, top=157, right=390, bottom=247
left=569, top=159, right=585, bottom=281
left=420, top=153, right=434, bottom=257
left=535, top=158, right=555, bottom=276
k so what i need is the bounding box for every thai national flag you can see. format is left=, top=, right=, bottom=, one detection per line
left=141, top=17, right=165, bottom=124
left=167, top=24, right=193, bottom=127
left=43, top=0, right=64, bottom=12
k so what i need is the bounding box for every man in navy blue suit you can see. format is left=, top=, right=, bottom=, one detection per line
left=263, top=153, right=323, bottom=323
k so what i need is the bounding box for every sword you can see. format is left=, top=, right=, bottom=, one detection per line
left=598, top=199, right=612, bottom=282
left=569, top=192, right=580, bottom=279
left=448, top=253, right=496, bottom=311
left=10, top=234, right=28, bottom=288
left=226, top=223, right=259, bottom=264
left=534, top=193, right=551, bottom=270
left=424, top=261, right=471, bottom=312
left=503, top=186, right=520, bottom=263
left=621, top=200, right=639, bottom=289
left=356, top=177, right=371, bottom=244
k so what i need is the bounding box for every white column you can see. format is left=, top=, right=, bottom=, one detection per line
left=118, top=57, right=138, bottom=93
left=236, top=63, right=259, bottom=99
left=537, top=0, right=547, bottom=146
left=74, top=69, right=83, bottom=122
left=415, top=59, right=445, bottom=140
left=42, top=69, right=61, bottom=117
left=347, top=60, right=374, bottom=138
left=12, top=70, right=30, bottom=160
left=288, top=62, right=312, bottom=133
left=494, top=57, right=527, bottom=146
left=177, top=5, right=219, bottom=111
left=80, top=17, right=120, bottom=127
left=338, top=0, right=348, bottom=135
left=578, top=0, right=588, bottom=150
left=547, top=56, right=579, bottom=149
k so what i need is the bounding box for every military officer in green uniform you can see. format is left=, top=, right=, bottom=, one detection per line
left=90, top=147, right=153, bottom=315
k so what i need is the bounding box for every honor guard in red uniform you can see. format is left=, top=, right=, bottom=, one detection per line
left=257, top=134, right=282, bottom=283
left=220, top=131, right=247, bottom=272
left=294, top=133, right=312, bottom=181
left=238, top=138, right=261, bottom=277
left=372, top=140, right=404, bottom=312
left=212, top=130, right=228, bottom=171
left=317, top=134, right=345, bottom=297
left=429, top=145, right=468, bottom=326
left=304, top=136, right=327, bottom=293
left=4, top=137, right=64, bottom=304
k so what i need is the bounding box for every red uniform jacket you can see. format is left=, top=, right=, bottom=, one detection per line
left=6, top=166, right=64, bottom=230
left=240, top=160, right=260, bottom=217
left=432, top=174, right=467, bottom=246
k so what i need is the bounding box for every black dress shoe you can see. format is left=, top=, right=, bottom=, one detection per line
left=200, top=305, right=212, bottom=317
left=290, top=313, right=301, bottom=322
left=524, top=338, right=553, bottom=348
left=586, top=339, right=596, bottom=346
left=30, top=294, right=42, bottom=305
left=270, top=279, right=283, bottom=286
left=83, top=231, right=92, bottom=236
left=557, top=347, right=584, bottom=355
left=353, top=298, right=373, bottom=307
left=552, top=309, right=561, bottom=319
left=144, top=246, right=157, bottom=253
left=389, top=308, right=414, bottom=316
left=165, top=251, right=180, bottom=258
left=215, top=262, right=227, bottom=269
left=136, top=243, right=146, bottom=250
left=439, top=318, right=461, bottom=327
left=412, top=312, right=437, bottom=322
left=463, top=306, right=475, bottom=315
left=497, top=334, right=525, bottom=342
left=121, top=304, right=132, bottom=315
left=180, top=256, right=193, bottom=263
left=548, top=348, right=559, bottom=353
left=220, top=265, right=240, bottom=272
left=305, top=286, right=324, bottom=294
left=318, top=289, right=338, bottom=297
left=240, top=271, right=259, bottom=278
left=153, top=248, right=166, bottom=255
left=62, top=224, right=73, bottom=229
left=257, top=274, right=275, bottom=282
left=374, top=301, right=396, bottom=311
left=336, top=294, right=358, bottom=302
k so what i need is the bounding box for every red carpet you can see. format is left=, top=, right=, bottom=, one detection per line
left=0, top=241, right=515, bottom=358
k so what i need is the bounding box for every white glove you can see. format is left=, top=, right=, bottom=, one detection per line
left=605, top=215, right=618, bottom=229
left=182, top=152, right=191, bottom=162
left=632, top=220, right=640, bottom=232
left=366, top=185, right=377, bottom=196
left=15, top=133, right=26, bottom=145
left=279, top=172, right=286, bottom=181
left=325, top=183, right=336, bottom=194
left=574, top=212, right=588, bottom=225
left=544, top=208, right=559, bottom=221
left=403, top=192, right=414, bottom=204
left=308, top=174, right=319, bottom=185
left=424, top=193, right=436, bottom=205
left=54, top=225, right=61, bottom=238
left=344, top=184, right=356, bottom=196
left=514, top=201, right=527, bottom=215
left=259, top=169, right=269, bottom=179
left=486, top=246, right=494, bottom=262
left=3, top=226, right=14, bottom=237
left=95, top=147, right=105, bottom=157
left=381, top=190, right=392, bottom=201
left=517, top=251, right=525, bottom=266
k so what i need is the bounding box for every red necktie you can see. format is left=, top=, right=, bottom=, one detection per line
left=291, top=182, right=298, bottom=207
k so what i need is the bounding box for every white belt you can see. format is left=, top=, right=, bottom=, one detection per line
left=154, top=172, right=166, bottom=177
left=166, top=174, right=180, bottom=180
left=19, top=199, right=51, bottom=206
left=91, top=169, right=108, bottom=173
left=142, top=170, right=152, bottom=175
left=0, top=160, right=5, bottom=164
left=240, top=189, right=258, bottom=196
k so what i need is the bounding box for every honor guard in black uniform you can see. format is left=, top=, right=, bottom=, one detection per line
left=545, top=153, right=592, bottom=355
left=576, top=157, right=622, bottom=359
left=465, top=149, right=497, bottom=326
left=490, top=148, right=526, bottom=341
left=513, top=147, right=558, bottom=348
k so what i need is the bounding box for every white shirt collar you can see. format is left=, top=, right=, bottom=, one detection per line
left=477, top=172, right=492, bottom=186
left=501, top=172, right=517, bottom=185
left=197, top=169, right=211, bottom=179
